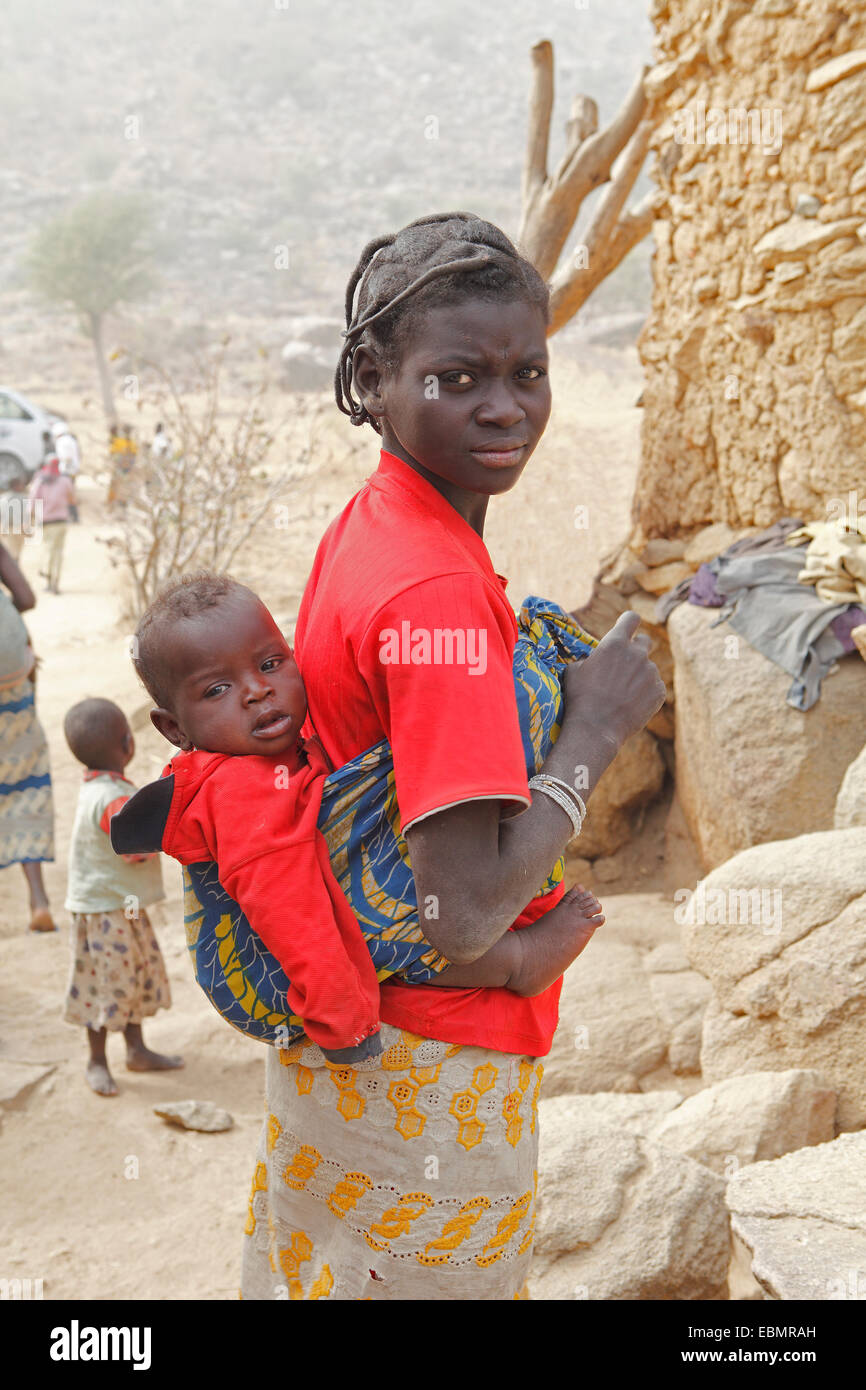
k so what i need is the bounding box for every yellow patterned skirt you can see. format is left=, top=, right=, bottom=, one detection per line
left=240, top=1025, right=543, bottom=1300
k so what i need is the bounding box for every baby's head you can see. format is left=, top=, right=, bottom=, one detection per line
left=65, top=697, right=134, bottom=773
left=132, top=572, right=306, bottom=757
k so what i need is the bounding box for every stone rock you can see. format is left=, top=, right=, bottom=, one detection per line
left=694, top=274, right=719, bottom=300
left=282, top=314, right=343, bottom=351
left=649, top=1069, right=836, bottom=1174
left=575, top=728, right=666, bottom=860
left=153, top=1100, right=234, bottom=1132
left=0, top=1060, right=55, bottom=1105
left=668, top=603, right=866, bottom=869
left=647, top=704, right=676, bottom=741
left=727, top=1133, right=866, bottom=1299
left=682, top=522, right=741, bottom=567
left=753, top=215, right=862, bottom=265
left=670, top=323, right=705, bottom=378
left=806, top=50, right=866, bottom=93
left=794, top=193, right=820, bottom=218
left=537, top=1090, right=682, bottom=1138
left=565, top=854, right=594, bottom=884
left=627, top=589, right=668, bottom=631
left=640, top=538, right=686, bottom=567
left=590, top=852, right=625, bottom=884
left=636, top=559, right=694, bottom=595
left=684, top=827, right=866, bottom=1129
left=832, top=303, right=866, bottom=365
left=571, top=580, right=631, bottom=643
left=648, top=636, right=673, bottom=690
left=643, top=940, right=711, bottom=1074
left=543, top=940, right=668, bottom=1097
left=667, top=1010, right=706, bottom=1076
left=773, top=260, right=808, bottom=285
left=647, top=965, right=712, bottom=1077
left=619, top=559, right=650, bottom=594
left=280, top=340, right=335, bottom=392
left=728, top=1231, right=772, bottom=1301
left=835, top=744, right=866, bottom=828
left=645, top=941, right=691, bottom=972
left=529, top=1101, right=730, bottom=1300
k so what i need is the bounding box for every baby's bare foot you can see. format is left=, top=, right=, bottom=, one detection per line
left=86, top=1061, right=118, bottom=1096
left=125, top=1048, right=185, bottom=1073
left=508, top=884, right=605, bottom=997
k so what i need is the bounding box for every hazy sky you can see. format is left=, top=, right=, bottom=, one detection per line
left=4, top=0, right=654, bottom=316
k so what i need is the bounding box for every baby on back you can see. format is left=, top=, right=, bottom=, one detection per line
left=111, top=572, right=605, bottom=1061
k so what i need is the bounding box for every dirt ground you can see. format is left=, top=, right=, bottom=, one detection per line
left=0, top=347, right=701, bottom=1300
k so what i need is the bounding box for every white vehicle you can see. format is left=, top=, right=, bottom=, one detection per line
left=0, top=387, right=66, bottom=488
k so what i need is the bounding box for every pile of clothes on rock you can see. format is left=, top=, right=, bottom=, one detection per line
left=657, top=514, right=866, bottom=711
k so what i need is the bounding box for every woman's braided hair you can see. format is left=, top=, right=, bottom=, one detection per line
left=335, top=211, right=550, bottom=434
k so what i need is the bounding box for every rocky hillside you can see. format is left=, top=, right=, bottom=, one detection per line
left=1, top=0, right=653, bottom=377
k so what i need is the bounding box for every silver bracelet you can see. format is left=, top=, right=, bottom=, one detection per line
left=532, top=773, right=587, bottom=823
left=528, top=774, right=584, bottom=840
left=530, top=772, right=586, bottom=822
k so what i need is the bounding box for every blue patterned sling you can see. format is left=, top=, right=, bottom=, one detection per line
left=181, top=596, right=599, bottom=1045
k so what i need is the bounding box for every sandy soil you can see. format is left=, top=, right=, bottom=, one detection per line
left=0, top=348, right=700, bottom=1300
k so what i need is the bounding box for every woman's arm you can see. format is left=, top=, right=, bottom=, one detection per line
left=406, top=612, right=666, bottom=964
left=0, top=543, right=36, bottom=612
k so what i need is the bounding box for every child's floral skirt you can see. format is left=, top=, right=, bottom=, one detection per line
left=64, top=906, right=171, bottom=1031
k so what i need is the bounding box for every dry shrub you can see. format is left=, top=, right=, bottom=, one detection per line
left=102, top=341, right=319, bottom=623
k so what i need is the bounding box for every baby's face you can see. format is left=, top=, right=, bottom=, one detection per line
left=154, top=591, right=307, bottom=757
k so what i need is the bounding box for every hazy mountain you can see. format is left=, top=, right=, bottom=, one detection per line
left=2, top=0, right=653, bottom=350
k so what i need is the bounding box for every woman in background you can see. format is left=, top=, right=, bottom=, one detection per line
left=0, top=542, right=56, bottom=931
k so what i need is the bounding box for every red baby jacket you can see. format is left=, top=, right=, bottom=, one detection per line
left=158, top=737, right=382, bottom=1055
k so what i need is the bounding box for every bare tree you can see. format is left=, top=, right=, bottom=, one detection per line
left=519, top=41, right=660, bottom=334
left=102, top=343, right=319, bottom=622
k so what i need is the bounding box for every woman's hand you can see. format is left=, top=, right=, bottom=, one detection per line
left=562, top=611, right=666, bottom=748
left=405, top=614, right=667, bottom=967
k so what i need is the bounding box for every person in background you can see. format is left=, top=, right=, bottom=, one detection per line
left=28, top=457, right=75, bottom=594
left=150, top=422, right=172, bottom=465
left=62, top=697, right=183, bottom=1096
left=106, top=422, right=138, bottom=510
left=52, top=422, right=81, bottom=522
left=106, top=423, right=120, bottom=506
left=0, top=542, right=56, bottom=931
left=41, top=430, right=59, bottom=470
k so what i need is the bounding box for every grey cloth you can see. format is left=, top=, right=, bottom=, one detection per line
left=706, top=548, right=850, bottom=711
left=655, top=517, right=805, bottom=622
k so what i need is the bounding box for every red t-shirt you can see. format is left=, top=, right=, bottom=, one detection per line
left=158, top=741, right=381, bottom=1054
left=294, top=447, right=564, bottom=1056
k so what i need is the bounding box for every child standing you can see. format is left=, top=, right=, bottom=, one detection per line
left=62, top=697, right=183, bottom=1095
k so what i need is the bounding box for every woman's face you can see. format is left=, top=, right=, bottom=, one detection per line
left=362, top=296, right=551, bottom=498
